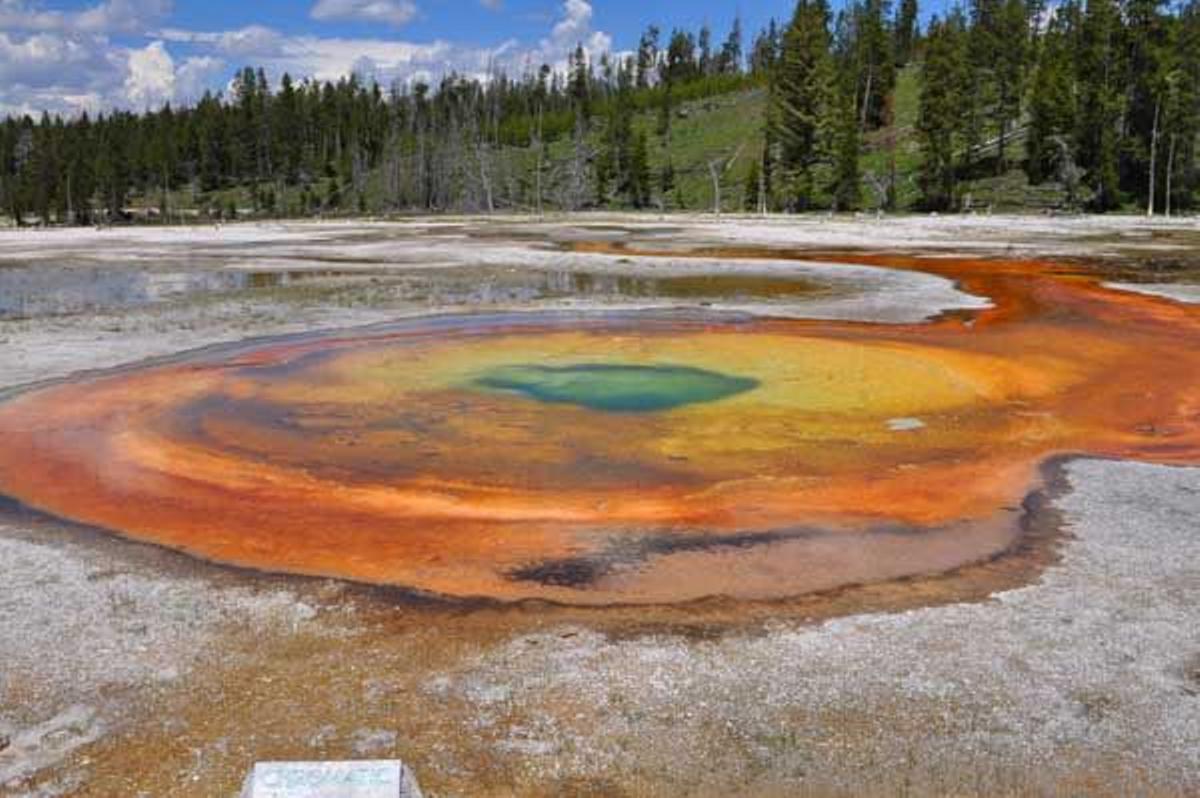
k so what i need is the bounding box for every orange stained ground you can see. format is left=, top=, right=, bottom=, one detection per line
left=0, top=252, right=1197, bottom=605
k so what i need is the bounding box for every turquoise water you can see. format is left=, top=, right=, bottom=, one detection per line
left=473, top=363, right=759, bottom=413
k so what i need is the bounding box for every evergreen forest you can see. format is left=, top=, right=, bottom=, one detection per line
left=2, top=0, right=1198, bottom=223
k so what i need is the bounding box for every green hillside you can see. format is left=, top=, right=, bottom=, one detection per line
left=642, top=88, right=767, bottom=212
left=127, top=64, right=1070, bottom=220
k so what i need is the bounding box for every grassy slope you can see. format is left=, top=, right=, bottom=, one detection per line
left=639, top=64, right=1064, bottom=213
left=137, top=64, right=1068, bottom=217
left=861, top=63, right=924, bottom=209
left=642, top=89, right=768, bottom=212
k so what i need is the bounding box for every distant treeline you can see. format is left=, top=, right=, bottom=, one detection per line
left=3, top=1, right=1200, bottom=222
left=0, top=18, right=761, bottom=223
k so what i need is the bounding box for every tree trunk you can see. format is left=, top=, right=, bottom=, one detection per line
left=1147, top=98, right=1160, bottom=218
left=860, top=67, right=874, bottom=131
left=477, top=141, right=494, bottom=213
left=758, top=154, right=767, bottom=216
left=709, top=160, right=722, bottom=216
left=709, top=144, right=745, bottom=217
left=887, top=130, right=898, bottom=211
left=535, top=105, right=544, bottom=218
left=1165, top=133, right=1177, bottom=218
left=997, top=118, right=1007, bottom=176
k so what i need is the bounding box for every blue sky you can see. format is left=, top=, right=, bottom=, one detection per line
left=164, top=1, right=785, bottom=47
left=0, top=0, right=876, bottom=118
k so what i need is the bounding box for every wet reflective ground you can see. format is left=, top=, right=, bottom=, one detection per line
left=0, top=260, right=832, bottom=320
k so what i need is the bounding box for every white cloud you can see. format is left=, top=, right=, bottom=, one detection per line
left=155, top=26, right=515, bottom=86
left=262, top=1, right=614, bottom=87
left=281, top=36, right=452, bottom=81
left=76, top=0, right=173, bottom=34
left=124, top=40, right=175, bottom=108
left=0, top=32, right=96, bottom=86
left=310, top=0, right=418, bottom=27
left=0, top=1, right=178, bottom=116
left=526, top=1, right=611, bottom=72
left=0, top=0, right=615, bottom=116
left=159, top=24, right=284, bottom=57
left=0, top=92, right=100, bottom=119
left=551, top=0, right=593, bottom=47
left=0, top=0, right=171, bottom=35
left=0, top=29, right=127, bottom=117
left=175, top=55, right=225, bottom=103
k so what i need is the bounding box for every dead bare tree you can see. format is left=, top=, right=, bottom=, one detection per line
left=564, top=116, right=591, bottom=212
left=533, top=104, right=545, bottom=217
left=707, top=142, right=745, bottom=216
left=1165, top=133, right=1177, bottom=218
left=864, top=170, right=891, bottom=211
left=1147, top=97, right=1160, bottom=217
left=475, top=137, right=495, bottom=213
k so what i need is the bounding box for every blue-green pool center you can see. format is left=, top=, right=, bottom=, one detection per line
left=473, top=363, right=759, bottom=413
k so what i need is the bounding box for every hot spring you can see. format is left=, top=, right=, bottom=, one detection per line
left=0, top=253, right=1197, bottom=605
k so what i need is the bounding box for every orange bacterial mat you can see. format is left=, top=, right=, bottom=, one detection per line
left=0, top=253, right=1197, bottom=604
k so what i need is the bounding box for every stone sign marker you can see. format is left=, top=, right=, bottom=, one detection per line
left=240, top=760, right=423, bottom=798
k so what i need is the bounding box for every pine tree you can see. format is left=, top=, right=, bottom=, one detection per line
left=1165, top=0, right=1200, bottom=211
left=1026, top=3, right=1077, bottom=184
left=698, top=25, right=714, bottom=76
left=854, top=0, right=896, bottom=131
left=743, top=157, right=762, bottom=210
left=275, top=74, right=302, bottom=185
left=917, top=12, right=970, bottom=209
left=571, top=45, right=592, bottom=122
left=964, top=0, right=1001, bottom=174
left=1075, top=0, right=1123, bottom=210
left=636, top=26, right=661, bottom=88
left=1124, top=0, right=1170, bottom=210
left=660, top=158, right=676, bottom=208
left=751, top=19, right=782, bottom=75
left=894, top=0, right=920, bottom=66
left=993, top=0, right=1030, bottom=172
left=831, top=84, right=862, bottom=211
left=831, top=8, right=862, bottom=209
left=772, top=0, right=835, bottom=210
left=629, top=130, right=652, bottom=207
left=719, top=17, right=744, bottom=74
left=665, top=29, right=698, bottom=84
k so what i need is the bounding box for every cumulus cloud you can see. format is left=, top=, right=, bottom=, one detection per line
left=159, top=24, right=284, bottom=57
left=310, top=0, right=418, bottom=27
left=157, top=27, right=466, bottom=84
left=0, top=0, right=171, bottom=34
left=0, top=33, right=98, bottom=86
left=76, top=0, right=173, bottom=34
left=0, top=0, right=615, bottom=116
left=174, top=55, right=225, bottom=103
left=0, top=29, right=127, bottom=117
left=0, top=1, right=177, bottom=116
left=277, top=36, right=454, bottom=82
left=522, top=0, right=611, bottom=73
left=551, top=0, right=592, bottom=46
left=124, top=40, right=174, bottom=108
